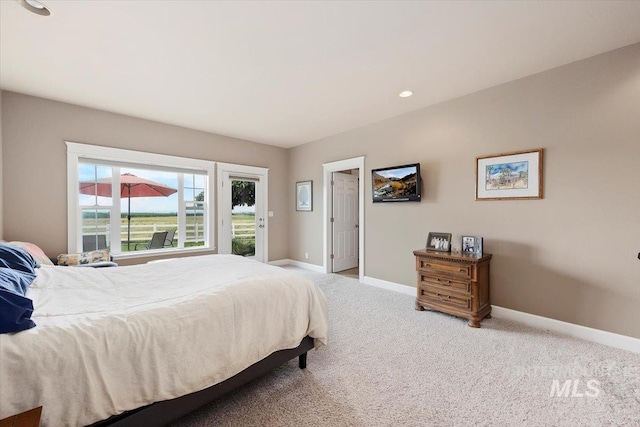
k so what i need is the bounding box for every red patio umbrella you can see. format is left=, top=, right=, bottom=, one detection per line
left=79, top=173, right=178, bottom=250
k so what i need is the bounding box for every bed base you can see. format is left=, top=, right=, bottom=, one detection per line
left=91, top=336, right=314, bottom=427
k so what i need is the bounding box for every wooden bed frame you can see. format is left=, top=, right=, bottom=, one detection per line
left=90, top=336, right=314, bottom=427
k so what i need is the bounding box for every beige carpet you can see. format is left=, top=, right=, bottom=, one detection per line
left=171, top=267, right=639, bottom=427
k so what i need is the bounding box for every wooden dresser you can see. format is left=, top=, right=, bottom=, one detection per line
left=413, top=249, right=492, bottom=327
left=0, top=407, right=42, bottom=427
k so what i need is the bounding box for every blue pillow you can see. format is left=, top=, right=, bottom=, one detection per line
left=0, top=242, right=39, bottom=274
left=0, top=267, right=37, bottom=334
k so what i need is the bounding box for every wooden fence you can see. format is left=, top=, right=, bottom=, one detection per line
left=83, top=221, right=255, bottom=244
left=232, top=222, right=256, bottom=240
left=82, top=223, right=203, bottom=244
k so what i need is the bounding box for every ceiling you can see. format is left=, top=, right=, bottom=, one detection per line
left=1, top=1, right=640, bottom=148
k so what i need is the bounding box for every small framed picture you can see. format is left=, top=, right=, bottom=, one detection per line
left=296, top=181, right=313, bottom=211
left=426, top=232, right=452, bottom=252
left=462, top=235, right=484, bottom=257
left=462, top=236, right=476, bottom=254
left=475, top=237, right=483, bottom=257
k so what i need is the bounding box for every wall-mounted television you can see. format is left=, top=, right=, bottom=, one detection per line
left=372, top=163, right=421, bottom=203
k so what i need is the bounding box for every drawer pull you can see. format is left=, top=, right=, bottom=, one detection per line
left=436, top=278, right=451, bottom=286
left=436, top=293, right=450, bottom=301
left=459, top=268, right=465, bottom=272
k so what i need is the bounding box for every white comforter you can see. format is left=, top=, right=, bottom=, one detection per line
left=0, top=255, right=328, bottom=426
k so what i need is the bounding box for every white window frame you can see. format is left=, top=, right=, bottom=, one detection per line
left=66, top=142, right=216, bottom=260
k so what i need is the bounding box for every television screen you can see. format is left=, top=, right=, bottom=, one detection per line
left=371, top=163, right=421, bottom=202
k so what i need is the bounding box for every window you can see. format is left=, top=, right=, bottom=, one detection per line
left=67, top=142, right=215, bottom=258
left=184, top=173, right=206, bottom=246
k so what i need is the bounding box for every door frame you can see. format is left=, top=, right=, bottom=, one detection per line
left=323, top=156, right=365, bottom=282
left=217, top=162, right=269, bottom=262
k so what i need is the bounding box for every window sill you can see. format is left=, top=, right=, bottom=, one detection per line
left=112, top=246, right=216, bottom=261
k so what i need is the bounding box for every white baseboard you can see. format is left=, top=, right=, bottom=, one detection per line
left=490, top=306, right=639, bottom=354
left=361, top=275, right=639, bottom=354
left=363, top=276, right=415, bottom=296
left=270, top=259, right=325, bottom=273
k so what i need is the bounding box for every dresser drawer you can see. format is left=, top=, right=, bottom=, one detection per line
left=419, top=274, right=471, bottom=295
left=414, top=249, right=491, bottom=327
left=417, top=258, right=472, bottom=280
left=418, top=286, right=471, bottom=310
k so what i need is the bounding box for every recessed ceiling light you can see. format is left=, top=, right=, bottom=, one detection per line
left=399, top=90, right=413, bottom=98
left=18, top=0, right=51, bottom=16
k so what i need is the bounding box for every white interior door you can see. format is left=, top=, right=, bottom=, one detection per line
left=332, top=172, right=359, bottom=272
left=218, top=164, right=268, bottom=262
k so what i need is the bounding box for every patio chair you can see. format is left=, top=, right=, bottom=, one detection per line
left=164, top=228, right=176, bottom=247
left=135, top=231, right=168, bottom=251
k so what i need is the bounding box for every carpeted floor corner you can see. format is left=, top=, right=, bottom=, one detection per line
left=170, top=267, right=640, bottom=427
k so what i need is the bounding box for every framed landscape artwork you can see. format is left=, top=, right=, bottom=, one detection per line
left=296, top=180, right=313, bottom=211
left=476, top=148, right=543, bottom=201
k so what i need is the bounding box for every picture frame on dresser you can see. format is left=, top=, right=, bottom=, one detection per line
left=474, top=237, right=483, bottom=257
left=462, top=235, right=483, bottom=257
left=462, top=236, right=476, bottom=254
left=426, top=232, right=451, bottom=252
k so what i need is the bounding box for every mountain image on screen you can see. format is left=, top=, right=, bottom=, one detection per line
left=373, top=170, right=417, bottom=198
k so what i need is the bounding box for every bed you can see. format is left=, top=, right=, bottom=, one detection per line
left=0, top=254, right=329, bottom=427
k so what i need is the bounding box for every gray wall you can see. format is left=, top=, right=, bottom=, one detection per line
left=1, top=92, right=290, bottom=264
left=289, top=43, right=640, bottom=338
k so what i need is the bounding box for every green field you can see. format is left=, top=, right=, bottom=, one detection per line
left=82, top=213, right=255, bottom=254
left=230, top=214, right=256, bottom=256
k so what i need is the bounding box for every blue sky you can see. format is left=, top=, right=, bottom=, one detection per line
left=486, top=161, right=528, bottom=176
left=375, top=165, right=417, bottom=179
